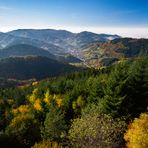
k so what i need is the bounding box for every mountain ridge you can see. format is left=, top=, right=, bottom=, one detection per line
left=0, top=44, right=56, bottom=59
left=6, top=29, right=120, bottom=50
left=0, top=32, right=65, bottom=55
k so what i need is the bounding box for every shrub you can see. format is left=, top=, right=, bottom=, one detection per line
left=69, top=113, right=126, bottom=147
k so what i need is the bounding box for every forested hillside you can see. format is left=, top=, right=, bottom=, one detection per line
left=0, top=44, right=55, bottom=59
left=0, top=57, right=147, bottom=148
left=80, top=38, right=148, bottom=67
left=0, top=56, right=81, bottom=80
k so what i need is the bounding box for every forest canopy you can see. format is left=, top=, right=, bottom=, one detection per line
left=0, top=57, right=147, bottom=147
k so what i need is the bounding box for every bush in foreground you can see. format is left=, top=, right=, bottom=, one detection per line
left=69, top=113, right=126, bottom=147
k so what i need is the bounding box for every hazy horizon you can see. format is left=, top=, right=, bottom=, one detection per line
left=1, top=27, right=148, bottom=39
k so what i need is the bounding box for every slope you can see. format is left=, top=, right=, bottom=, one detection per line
left=0, top=56, right=82, bottom=80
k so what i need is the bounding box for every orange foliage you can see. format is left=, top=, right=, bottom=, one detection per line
left=34, top=99, right=42, bottom=111
left=124, top=113, right=148, bottom=148
left=12, top=105, right=30, bottom=115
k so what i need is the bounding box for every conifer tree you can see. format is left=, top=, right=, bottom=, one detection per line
left=121, top=57, right=148, bottom=117
left=100, top=62, right=129, bottom=117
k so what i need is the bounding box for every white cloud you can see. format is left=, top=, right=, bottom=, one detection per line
left=57, top=26, right=148, bottom=38
left=65, top=27, right=148, bottom=38
left=45, top=26, right=148, bottom=38
left=0, top=25, right=148, bottom=38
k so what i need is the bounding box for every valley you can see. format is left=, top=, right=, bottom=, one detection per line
left=0, top=29, right=147, bottom=73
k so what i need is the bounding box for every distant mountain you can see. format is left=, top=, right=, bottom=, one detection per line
left=1, top=29, right=148, bottom=69
left=7, top=29, right=120, bottom=51
left=0, top=44, right=56, bottom=59
left=0, top=29, right=121, bottom=60
left=0, top=32, right=65, bottom=55
left=80, top=38, right=148, bottom=67
left=0, top=56, right=81, bottom=80
left=8, top=29, right=74, bottom=42
left=68, top=31, right=120, bottom=48
left=8, top=29, right=75, bottom=51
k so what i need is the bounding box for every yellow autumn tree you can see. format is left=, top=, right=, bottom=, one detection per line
left=124, top=113, right=148, bottom=148
left=32, top=81, right=38, bottom=86
left=76, top=95, right=85, bottom=107
left=44, top=90, right=53, bottom=105
left=9, top=113, right=34, bottom=128
left=28, top=88, right=39, bottom=103
left=53, top=94, right=63, bottom=107
left=12, top=105, right=30, bottom=115
left=28, top=88, right=42, bottom=111
left=34, top=99, right=42, bottom=111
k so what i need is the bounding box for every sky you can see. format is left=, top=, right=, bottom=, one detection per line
left=0, top=0, right=148, bottom=38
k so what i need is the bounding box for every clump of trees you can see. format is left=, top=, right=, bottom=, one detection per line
left=0, top=57, right=147, bottom=147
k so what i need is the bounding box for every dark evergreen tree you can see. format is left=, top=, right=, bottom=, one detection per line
left=121, top=57, right=148, bottom=117
left=41, top=105, right=67, bottom=141
left=100, top=62, right=129, bottom=117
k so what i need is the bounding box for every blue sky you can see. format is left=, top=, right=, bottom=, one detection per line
left=0, top=0, right=148, bottom=38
